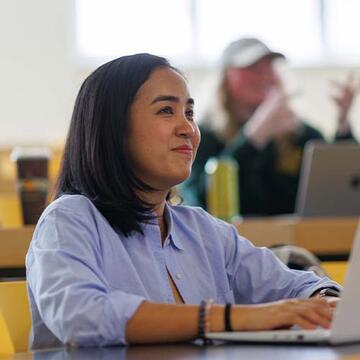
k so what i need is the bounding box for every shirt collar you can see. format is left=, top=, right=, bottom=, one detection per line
left=164, top=203, right=184, bottom=251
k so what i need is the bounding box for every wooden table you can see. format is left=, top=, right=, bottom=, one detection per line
left=0, top=227, right=34, bottom=278
left=0, top=216, right=357, bottom=278
left=236, top=216, right=359, bottom=258
left=0, top=227, right=34, bottom=268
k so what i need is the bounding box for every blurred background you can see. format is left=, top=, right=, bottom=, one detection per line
left=0, top=0, right=360, bottom=227
left=1, top=0, right=360, bottom=147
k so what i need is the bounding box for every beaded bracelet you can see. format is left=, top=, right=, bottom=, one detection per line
left=198, top=299, right=214, bottom=344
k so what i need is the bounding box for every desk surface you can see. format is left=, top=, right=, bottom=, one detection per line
left=236, top=216, right=359, bottom=256
left=0, top=226, right=34, bottom=268
left=6, top=343, right=360, bottom=360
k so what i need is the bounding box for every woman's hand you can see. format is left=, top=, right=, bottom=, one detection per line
left=331, top=73, right=359, bottom=135
left=232, top=297, right=334, bottom=331
left=244, top=87, right=297, bottom=149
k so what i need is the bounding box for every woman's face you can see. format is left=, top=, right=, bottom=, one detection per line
left=225, top=56, right=280, bottom=107
left=127, top=67, right=200, bottom=191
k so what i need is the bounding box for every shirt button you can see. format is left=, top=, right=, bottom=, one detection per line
left=175, top=273, right=182, bottom=280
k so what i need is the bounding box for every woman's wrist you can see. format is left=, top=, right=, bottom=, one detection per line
left=336, top=117, right=351, bottom=136
left=208, top=304, right=226, bottom=332
left=229, top=305, right=258, bottom=331
left=208, top=304, right=252, bottom=332
left=208, top=304, right=265, bottom=333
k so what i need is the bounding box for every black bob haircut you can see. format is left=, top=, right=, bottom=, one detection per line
left=55, top=53, right=177, bottom=236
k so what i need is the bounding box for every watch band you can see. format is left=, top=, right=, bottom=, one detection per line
left=319, top=288, right=341, bottom=298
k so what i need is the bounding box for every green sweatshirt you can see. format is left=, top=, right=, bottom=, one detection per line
left=181, top=122, right=354, bottom=216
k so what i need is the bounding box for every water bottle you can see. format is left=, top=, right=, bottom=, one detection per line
left=205, top=156, right=240, bottom=222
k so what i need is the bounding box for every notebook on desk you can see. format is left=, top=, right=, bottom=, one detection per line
left=206, top=222, right=360, bottom=345
left=295, top=141, right=360, bottom=217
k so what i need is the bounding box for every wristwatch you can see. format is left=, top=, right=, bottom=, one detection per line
left=318, top=288, right=341, bottom=298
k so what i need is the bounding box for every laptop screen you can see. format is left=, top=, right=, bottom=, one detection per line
left=295, top=140, right=360, bottom=217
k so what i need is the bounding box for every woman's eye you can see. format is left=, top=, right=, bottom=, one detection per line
left=158, top=106, right=174, bottom=115
left=186, top=109, right=194, bottom=120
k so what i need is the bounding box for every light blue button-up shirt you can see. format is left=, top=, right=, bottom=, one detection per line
left=26, top=194, right=339, bottom=349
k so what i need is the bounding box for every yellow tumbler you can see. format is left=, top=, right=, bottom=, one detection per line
left=205, top=156, right=239, bottom=222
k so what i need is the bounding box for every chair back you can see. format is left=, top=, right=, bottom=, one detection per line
left=0, top=311, right=15, bottom=356
left=0, top=281, right=31, bottom=352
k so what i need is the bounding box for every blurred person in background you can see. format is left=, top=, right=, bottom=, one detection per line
left=181, top=37, right=358, bottom=216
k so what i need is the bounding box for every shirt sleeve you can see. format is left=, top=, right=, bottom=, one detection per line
left=26, top=206, right=146, bottom=347
left=223, top=224, right=342, bottom=304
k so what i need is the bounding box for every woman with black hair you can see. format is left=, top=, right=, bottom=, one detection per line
left=26, top=53, right=339, bottom=349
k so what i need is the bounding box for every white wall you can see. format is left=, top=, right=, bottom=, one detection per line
left=0, top=0, right=80, bottom=146
left=0, top=0, right=359, bottom=147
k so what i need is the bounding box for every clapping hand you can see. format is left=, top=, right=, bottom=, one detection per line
left=244, top=87, right=297, bottom=149
left=331, top=73, right=359, bottom=134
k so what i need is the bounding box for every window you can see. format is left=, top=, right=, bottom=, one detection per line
left=196, top=0, right=322, bottom=66
left=76, top=0, right=360, bottom=67
left=76, top=0, right=192, bottom=63
left=324, top=0, right=360, bottom=64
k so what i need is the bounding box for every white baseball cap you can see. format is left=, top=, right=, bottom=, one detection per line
left=221, top=38, right=285, bottom=68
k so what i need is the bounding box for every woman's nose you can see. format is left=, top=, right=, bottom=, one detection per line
left=177, top=115, right=196, bottom=138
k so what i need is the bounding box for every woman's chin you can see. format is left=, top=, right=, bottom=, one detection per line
left=166, top=172, right=191, bottom=188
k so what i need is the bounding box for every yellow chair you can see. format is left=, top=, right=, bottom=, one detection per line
left=0, top=193, right=22, bottom=228
left=322, top=261, right=348, bottom=285
left=0, top=311, right=15, bottom=356
left=0, top=281, right=31, bottom=353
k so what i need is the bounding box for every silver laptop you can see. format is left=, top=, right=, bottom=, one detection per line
left=206, top=221, right=360, bottom=345
left=295, top=141, right=360, bottom=217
